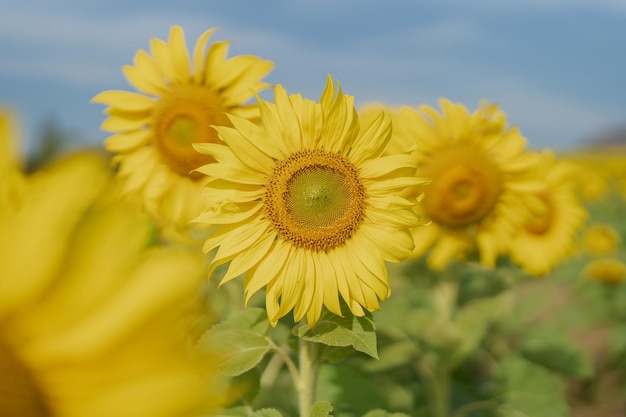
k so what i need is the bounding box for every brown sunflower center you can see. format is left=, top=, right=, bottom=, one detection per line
left=264, top=149, right=366, bottom=251
left=0, top=340, right=50, bottom=417
left=422, top=145, right=503, bottom=227
left=524, top=194, right=553, bottom=235
left=152, top=84, right=230, bottom=180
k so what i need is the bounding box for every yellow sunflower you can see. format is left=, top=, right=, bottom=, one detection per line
left=0, top=119, right=218, bottom=416
left=582, top=258, right=626, bottom=285
left=581, top=223, right=621, bottom=256
left=508, top=152, right=587, bottom=276
left=391, top=99, right=543, bottom=270
left=194, top=77, right=429, bottom=326
left=92, top=25, right=273, bottom=241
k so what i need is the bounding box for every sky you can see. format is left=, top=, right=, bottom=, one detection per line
left=1, top=0, right=625, bottom=155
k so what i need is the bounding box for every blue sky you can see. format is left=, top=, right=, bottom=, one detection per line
left=1, top=0, right=625, bottom=155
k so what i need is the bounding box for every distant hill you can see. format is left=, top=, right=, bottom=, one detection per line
left=583, top=125, right=626, bottom=147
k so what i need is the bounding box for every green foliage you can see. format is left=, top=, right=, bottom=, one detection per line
left=519, top=329, right=594, bottom=379
left=293, top=304, right=378, bottom=359
left=195, top=308, right=272, bottom=376
left=361, top=410, right=411, bottom=417
left=496, top=355, right=571, bottom=417
left=249, top=409, right=283, bottom=417
left=310, top=401, right=334, bottom=417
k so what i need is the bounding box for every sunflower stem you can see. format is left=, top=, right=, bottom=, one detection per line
left=427, top=273, right=458, bottom=417
left=432, top=365, right=450, bottom=417
left=297, top=338, right=319, bottom=417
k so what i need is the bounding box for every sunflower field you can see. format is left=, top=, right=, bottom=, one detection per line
left=1, top=25, right=626, bottom=417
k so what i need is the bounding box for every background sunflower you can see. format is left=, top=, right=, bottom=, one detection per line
left=92, top=25, right=273, bottom=241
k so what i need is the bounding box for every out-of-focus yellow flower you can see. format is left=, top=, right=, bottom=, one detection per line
left=581, top=224, right=621, bottom=256
left=575, top=163, right=609, bottom=201
left=507, top=152, right=587, bottom=276
left=195, top=77, right=428, bottom=326
left=0, top=110, right=25, bottom=208
left=92, top=25, right=273, bottom=241
left=0, top=119, right=218, bottom=416
left=582, top=258, right=626, bottom=285
left=391, top=99, right=543, bottom=270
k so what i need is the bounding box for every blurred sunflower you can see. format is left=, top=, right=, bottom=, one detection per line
left=582, top=258, right=626, bottom=285
left=0, top=113, right=217, bottom=416
left=92, top=25, right=273, bottom=241
left=581, top=223, right=621, bottom=256
left=392, top=99, right=543, bottom=270
left=195, top=77, right=428, bottom=326
left=508, top=152, right=587, bottom=276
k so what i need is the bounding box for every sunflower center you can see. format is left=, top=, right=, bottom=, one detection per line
left=422, top=146, right=503, bottom=227
left=265, top=149, right=366, bottom=251
left=0, top=340, right=50, bottom=417
left=524, top=194, right=553, bottom=235
left=152, top=85, right=230, bottom=180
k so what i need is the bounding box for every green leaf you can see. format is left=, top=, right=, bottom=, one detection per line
left=520, top=335, right=594, bottom=379
left=497, top=355, right=570, bottom=417
left=211, top=406, right=250, bottom=417
left=316, top=364, right=388, bottom=415
left=362, top=410, right=411, bottom=417
left=249, top=408, right=283, bottom=417
left=213, top=307, right=271, bottom=334
left=361, top=340, right=416, bottom=372
left=310, top=401, right=334, bottom=417
left=293, top=305, right=378, bottom=358
left=195, top=308, right=272, bottom=376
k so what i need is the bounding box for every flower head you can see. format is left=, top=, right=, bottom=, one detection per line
left=582, top=258, right=626, bottom=285
left=0, top=143, right=218, bottom=417
left=195, top=77, right=428, bottom=326
left=507, top=152, right=587, bottom=276
left=392, top=99, right=543, bottom=269
left=92, top=25, right=273, bottom=240
left=581, top=223, right=621, bottom=256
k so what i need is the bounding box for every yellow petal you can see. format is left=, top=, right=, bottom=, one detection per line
left=151, top=37, right=177, bottom=84
left=101, top=113, right=151, bottom=133
left=204, top=40, right=231, bottom=88
left=91, top=90, right=156, bottom=112
left=193, top=27, right=217, bottom=84
left=104, top=129, right=151, bottom=153
left=167, top=25, right=190, bottom=84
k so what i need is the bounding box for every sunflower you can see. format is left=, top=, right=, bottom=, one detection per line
left=582, top=258, right=626, bottom=285
left=391, top=99, right=543, bottom=270
left=507, top=152, right=587, bottom=276
left=0, top=118, right=217, bottom=416
left=194, top=76, right=428, bottom=326
left=92, top=25, right=273, bottom=241
left=581, top=223, right=621, bottom=256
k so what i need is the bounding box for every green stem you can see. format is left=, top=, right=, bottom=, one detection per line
left=297, top=338, right=319, bottom=417
left=433, top=365, right=450, bottom=417
left=415, top=357, right=450, bottom=417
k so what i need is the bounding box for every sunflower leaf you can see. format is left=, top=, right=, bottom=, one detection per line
left=249, top=408, right=283, bottom=417
left=211, top=307, right=271, bottom=335
left=293, top=306, right=378, bottom=359
left=310, top=401, right=334, bottom=417
left=496, top=355, right=570, bottom=417
left=362, top=410, right=411, bottom=417
left=195, top=308, right=272, bottom=376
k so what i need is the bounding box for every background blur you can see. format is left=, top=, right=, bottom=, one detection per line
left=1, top=0, right=625, bottom=156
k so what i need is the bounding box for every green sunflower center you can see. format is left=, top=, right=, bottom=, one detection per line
left=152, top=85, right=230, bottom=180
left=265, top=149, right=366, bottom=251
left=286, top=167, right=352, bottom=229
left=0, top=340, right=50, bottom=417
left=422, top=145, right=503, bottom=227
